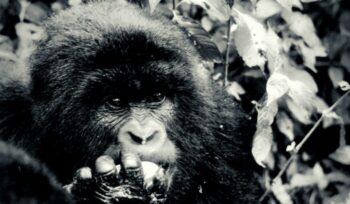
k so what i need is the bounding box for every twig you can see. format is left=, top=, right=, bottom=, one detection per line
left=223, top=18, right=232, bottom=88
left=259, top=89, right=350, bottom=202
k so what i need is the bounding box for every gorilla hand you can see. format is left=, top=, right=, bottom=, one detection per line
left=64, top=154, right=168, bottom=204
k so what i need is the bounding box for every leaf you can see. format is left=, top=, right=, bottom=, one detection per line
left=328, top=67, right=345, bottom=88
left=286, top=67, right=318, bottom=93
left=271, top=178, right=293, bottom=204
left=231, top=8, right=267, bottom=68
left=68, top=0, right=82, bottom=6
left=257, top=101, right=279, bottom=127
left=226, top=81, right=246, bottom=101
left=340, top=51, right=350, bottom=74
left=290, top=172, right=316, bottom=188
left=324, top=33, right=347, bottom=61
left=276, top=0, right=292, bottom=11
left=340, top=11, right=350, bottom=37
left=24, top=2, right=49, bottom=23
left=266, top=27, right=283, bottom=73
left=282, top=11, right=325, bottom=50
left=252, top=101, right=278, bottom=167
left=285, top=97, right=312, bottom=124
left=285, top=77, right=326, bottom=124
left=313, top=163, right=328, bottom=189
left=292, top=0, right=303, bottom=9
left=287, top=80, right=314, bottom=107
left=179, top=0, right=230, bottom=22
left=252, top=126, right=273, bottom=168
left=329, top=146, right=350, bottom=165
left=294, top=40, right=326, bottom=72
left=254, top=0, right=282, bottom=19
left=172, top=12, right=223, bottom=63
left=266, top=73, right=289, bottom=105
left=339, top=81, right=350, bottom=91
left=301, top=0, right=321, bottom=2
left=276, top=111, right=295, bottom=141
left=148, top=0, right=161, bottom=14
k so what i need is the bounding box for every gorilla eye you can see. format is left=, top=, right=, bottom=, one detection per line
left=107, top=97, right=122, bottom=107
left=147, top=92, right=166, bottom=104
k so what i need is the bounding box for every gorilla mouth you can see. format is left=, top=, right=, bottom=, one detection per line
left=103, top=144, right=174, bottom=177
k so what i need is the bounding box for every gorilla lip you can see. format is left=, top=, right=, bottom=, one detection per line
left=103, top=144, right=172, bottom=171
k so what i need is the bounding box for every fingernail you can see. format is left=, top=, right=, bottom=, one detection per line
left=122, top=153, right=141, bottom=169
left=95, top=155, right=115, bottom=174
left=75, top=167, right=92, bottom=180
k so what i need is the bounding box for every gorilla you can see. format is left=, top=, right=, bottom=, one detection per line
left=0, top=0, right=261, bottom=203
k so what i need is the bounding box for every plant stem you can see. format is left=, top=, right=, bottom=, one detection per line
left=224, top=18, right=232, bottom=88
left=259, top=89, right=350, bottom=202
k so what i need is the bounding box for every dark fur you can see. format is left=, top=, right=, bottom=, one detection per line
left=0, top=141, right=72, bottom=203
left=0, top=0, right=261, bottom=203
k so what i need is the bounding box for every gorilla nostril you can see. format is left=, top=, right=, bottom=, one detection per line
left=128, top=132, right=144, bottom=144
left=127, top=131, right=158, bottom=145
left=146, top=131, right=157, bottom=142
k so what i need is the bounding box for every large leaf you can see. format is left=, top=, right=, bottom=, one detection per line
left=173, top=12, right=223, bottom=63
left=231, top=8, right=267, bottom=69
left=266, top=73, right=289, bottom=105
left=178, top=0, right=230, bottom=22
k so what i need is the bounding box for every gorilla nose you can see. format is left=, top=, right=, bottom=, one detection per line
left=127, top=131, right=157, bottom=145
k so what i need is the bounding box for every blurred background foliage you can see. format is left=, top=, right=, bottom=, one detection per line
left=0, top=0, right=350, bottom=203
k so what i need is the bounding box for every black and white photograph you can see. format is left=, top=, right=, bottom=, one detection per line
left=0, top=0, right=349, bottom=203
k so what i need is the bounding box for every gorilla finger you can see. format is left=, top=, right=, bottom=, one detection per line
left=121, top=152, right=141, bottom=170
left=73, top=167, right=93, bottom=181
left=120, top=152, right=144, bottom=186
left=95, top=155, right=116, bottom=175
left=94, top=155, right=120, bottom=187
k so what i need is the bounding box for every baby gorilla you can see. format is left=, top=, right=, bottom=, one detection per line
left=0, top=0, right=261, bottom=203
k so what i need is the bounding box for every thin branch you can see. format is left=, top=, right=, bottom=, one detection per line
left=223, top=18, right=232, bottom=88
left=259, top=89, right=350, bottom=202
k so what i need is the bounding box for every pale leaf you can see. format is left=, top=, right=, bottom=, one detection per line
left=290, top=172, right=317, bottom=188
left=282, top=11, right=326, bottom=53
left=329, top=67, right=345, bottom=88
left=285, top=97, right=312, bottom=124
left=254, top=0, right=281, bottom=19
left=276, top=111, right=295, bottom=141
left=329, top=146, right=350, bottom=165
left=271, top=178, right=293, bottom=204
left=313, top=163, right=328, bottom=189
left=231, top=8, right=267, bottom=68
left=226, top=82, right=246, bottom=101
left=301, top=0, right=321, bottom=2
left=252, top=126, right=273, bottom=168
left=266, top=73, right=289, bottom=105
left=257, top=101, right=279, bottom=127
left=179, top=0, right=230, bottom=22
left=292, top=0, right=303, bottom=9
left=286, top=67, right=318, bottom=93
left=265, top=28, right=283, bottom=73
left=276, top=0, right=292, bottom=11
left=253, top=102, right=278, bottom=167
left=148, top=0, right=161, bottom=13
